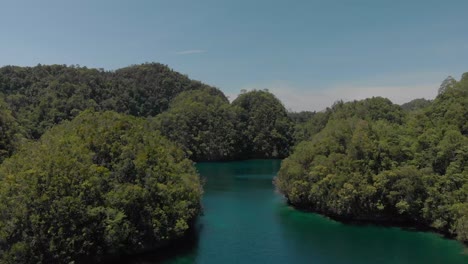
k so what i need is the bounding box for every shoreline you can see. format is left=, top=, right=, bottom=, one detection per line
left=285, top=199, right=467, bottom=246
left=96, top=220, right=200, bottom=264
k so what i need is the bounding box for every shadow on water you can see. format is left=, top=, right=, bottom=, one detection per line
left=274, top=203, right=468, bottom=264
left=98, top=160, right=468, bottom=264
left=99, top=222, right=202, bottom=264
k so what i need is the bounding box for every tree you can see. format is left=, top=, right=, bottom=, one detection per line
left=400, top=98, right=432, bottom=112
left=275, top=73, right=468, bottom=242
left=438, top=76, right=456, bottom=95
left=0, top=111, right=202, bottom=263
left=0, top=96, right=23, bottom=163
left=152, top=88, right=241, bottom=161
left=232, top=90, right=294, bottom=158
left=0, top=63, right=214, bottom=139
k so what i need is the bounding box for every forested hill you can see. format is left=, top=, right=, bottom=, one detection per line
left=0, top=63, right=213, bottom=139
left=152, top=89, right=294, bottom=161
left=275, top=74, right=468, bottom=243
left=0, top=62, right=467, bottom=262
left=0, top=111, right=202, bottom=263
left=0, top=64, right=295, bottom=162
left=0, top=63, right=294, bottom=262
left=0, top=97, right=22, bottom=163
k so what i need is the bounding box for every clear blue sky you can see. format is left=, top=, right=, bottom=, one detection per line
left=1, top=0, right=467, bottom=110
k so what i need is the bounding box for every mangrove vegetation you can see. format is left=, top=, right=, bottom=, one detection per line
left=275, top=74, right=468, bottom=243
left=0, top=63, right=467, bottom=263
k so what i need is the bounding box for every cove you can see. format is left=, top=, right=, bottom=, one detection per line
left=132, top=159, right=468, bottom=263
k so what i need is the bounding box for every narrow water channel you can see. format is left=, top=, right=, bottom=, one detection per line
left=136, top=159, right=468, bottom=264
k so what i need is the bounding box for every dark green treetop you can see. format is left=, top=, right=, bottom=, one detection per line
left=232, top=90, right=294, bottom=158
left=0, top=111, right=202, bottom=263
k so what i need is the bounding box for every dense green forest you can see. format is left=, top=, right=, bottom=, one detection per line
left=152, top=87, right=242, bottom=161
left=0, top=63, right=212, bottom=139
left=0, top=111, right=202, bottom=263
left=275, top=74, right=468, bottom=242
left=0, top=63, right=294, bottom=263
left=400, top=98, right=432, bottom=111
left=232, top=90, right=294, bottom=158
left=0, top=97, right=23, bottom=163
left=153, top=89, right=295, bottom=161
left=0, top=63, right=467, bottom=263
left=0, top=64, right=293, bottom=162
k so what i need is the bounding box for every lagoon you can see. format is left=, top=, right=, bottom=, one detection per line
left=132, top=159, right=468, bottom=264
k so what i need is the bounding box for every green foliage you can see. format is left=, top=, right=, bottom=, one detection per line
left=289, top=110, right=328, bottom=144
left=0, top=111, right=202, bottom=263
left=288, top=111, right=316, bottom=124
left=0, top=63, right=212, bottom=139
left=153, top=88, right=295, bottom=161
left=232, top=90, right=294, bottom=158
left=291, top=97, right=404, bottom=144
left=400, top=98, right=432, bottom=112
left=276, top=74, right=468, bottom=242
left=152, top=88, right=241, bottom=161
left=328, top=97, right=405, bottom=124
left=0, top=96, right=23, bottom=163
left=0, top=64, right=295, bottom=162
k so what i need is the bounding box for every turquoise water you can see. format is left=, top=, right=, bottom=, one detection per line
left=132, top=159, right=468, bottom=263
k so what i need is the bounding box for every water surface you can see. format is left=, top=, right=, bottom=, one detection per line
left=148, top=160, right=468, bottom=263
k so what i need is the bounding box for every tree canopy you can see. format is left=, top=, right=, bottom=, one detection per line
left=0, top=64, right=295, bottom=162
left=1, top=61, right=467, bottom=264
left=275, top=74, right=468, bottom=242
left=152, top=88, right=241, bottom=161
left=0, top=63, right=212, bottom=139
left=0, top=111, right=202, bottom=263
left=0, top=96, right=23, bottom=163
left=232, top=90, right=294, bottom=158
left=400, top=98, right=432, bottom=112
left=152, top=89, right=295, bottom=161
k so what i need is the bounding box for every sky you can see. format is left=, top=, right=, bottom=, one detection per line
left=1, top=0, right=467, bottom=111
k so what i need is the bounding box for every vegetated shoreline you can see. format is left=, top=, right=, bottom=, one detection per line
left=275, top=75, right=468, bottom=247
left=193, top=156, right=287, bottom=163
left=1, top=63, right=466, bottom=262
left=284, top=198, right=467, bottom=245
left=98, top=158, right=282, bottom=263
left=102, top=160, right=468, bottom=264
left=0, top=64, right=295, bottom=263
left=96, top=219, right=200, bottom=264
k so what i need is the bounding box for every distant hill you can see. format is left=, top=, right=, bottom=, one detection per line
left=0, top=64, right=295, bottom=162
left=401, top=98, right=432, bottom=111
left=0, top=63, right=214, bottom=138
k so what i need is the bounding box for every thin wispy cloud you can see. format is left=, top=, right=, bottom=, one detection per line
left=175, top=49, right=206, bottom=55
